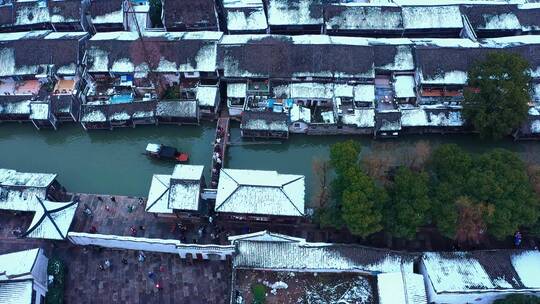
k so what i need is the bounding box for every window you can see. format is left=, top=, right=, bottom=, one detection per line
left=293, top=123, right=300, bottom=127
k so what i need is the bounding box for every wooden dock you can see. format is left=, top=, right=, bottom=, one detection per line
left=210, top=112, right=230, bottom=188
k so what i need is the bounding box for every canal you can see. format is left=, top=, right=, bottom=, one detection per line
left=1, top=122, right=539, bottom=200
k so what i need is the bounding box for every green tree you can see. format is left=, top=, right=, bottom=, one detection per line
left=329, top=140, right=361, bottom=173
left=430, top=144, right=473, bottom=238
left=316, top=140, right=385, bottom=237
left=386, top=167, right=431, bottom=240
left=341, top=166, right=387, bottom=238
left=467, top=149, right=539, bottom=239
left=494, top=294, right=540, bottom=304
left=463, top=51, right=531, bottom=139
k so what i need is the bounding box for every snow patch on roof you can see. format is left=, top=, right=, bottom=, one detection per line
left=423, top=252, right=499, bottom=292
left=15, top=5, right=50, bottom=26
left=421, top=70, right=468, bottom=85
left=394, top=75, right=416, bottom=98
left=290, top=104, right=311, bottom=123
left=402, top=5, right=463, bottom=29
left=512, top=251, right=540, bottom=288
left=342, top=108, right=375, bottom=128
left=29, top=103, right=49, bottom=120
left=267, top=0, right=322, bottom=26
left=482, top=13, right=521, bottom=30
left=196, top=85, right=218, bottom=107
left=91, top=9, right=124, bottom=25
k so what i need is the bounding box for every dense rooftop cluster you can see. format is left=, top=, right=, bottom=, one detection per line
left=0, top=0, right=538, bottom=139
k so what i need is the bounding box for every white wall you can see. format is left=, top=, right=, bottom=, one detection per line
left=67, top=232, right=234, bottom=260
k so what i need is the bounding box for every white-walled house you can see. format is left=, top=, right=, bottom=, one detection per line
left=419, top=250, right=540, bottom=304
left=0, top=248, right=49, bottom=304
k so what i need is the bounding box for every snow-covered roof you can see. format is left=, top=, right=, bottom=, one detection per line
left=241, top=111, right=289, bottom=132
left=145, top=174, right=173, bottom=214
left=0, top=31, right=85, bottom=77
left=422, top=250, right=540, bottom=293
left=146, top=165, right=204, bottom=213
left=90, top=0, right=124, bottom=25
left=156, top=100, right=198, bottom=118
left=325, top=4, right=403, bottom=32
left=29, top=102, right=49, bottom=120
left=402, top=5, right=463, bottom=29
left=377, top=273, right=427, bottom=304
left=232, top=231, right=417, bottom=273
left=342, top=108, right=375, bottom=128
left=196, top=85, right=218, bottom=107
left=227, top=83, right=247, bottom=98
left=218, top=35, right=375, bottom=79
left=290, top=104, right=311, bottom=123
left=216, top=169, right=305, bottom=217
left=400, top=107, right=464, bottom=127
left=0, top=248, right=41, bottom=281
left=266, top=0, right=324, bottom=26
left=80, top=109, right=107, bottom=122
left=0, top=281, right=34, bottom=304
left=394, top=75, right=416, bottom=98
left=354, top=84, right=375, bottom=102
left=0, top=100, right=31, bottom=115
left=172, top=164, right=204, bottom=181
left=289, top=82, right=334, bottom=99
left=0, top=168, right=56, bottom=188
left=24, top=199, right=78, bottom=240
left=223, top=0, right=267, bottom=32
left=87, top=32, right=222, bottom=73
left=0, top=247, right=47, bottom=303
left=14, top=1, right=50, bottom=26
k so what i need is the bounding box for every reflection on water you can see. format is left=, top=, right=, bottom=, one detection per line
left=0, top=122, right=539, bottom=197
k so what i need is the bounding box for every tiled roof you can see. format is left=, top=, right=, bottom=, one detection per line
left=215, top=169, right=305, bottom=217
left=232, top=231, right=418, bottom=272
left=422, top=250, right=540, bottom=293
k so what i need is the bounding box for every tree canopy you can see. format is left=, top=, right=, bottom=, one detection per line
left=463, top=51, right=531, bottom=139
left=317, top=140, right=386, bottom=238
left=385, top=167, right=431, bottom=240
left=430, top=144, right=540, bottom=240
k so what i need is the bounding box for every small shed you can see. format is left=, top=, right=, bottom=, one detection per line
left=156, top=100, right=199, bottom=125
left=30, top=102, right=58, bottom=130
left=240, top=111, right=289, bottom=139
left=196, top=84, right=220, bottom=118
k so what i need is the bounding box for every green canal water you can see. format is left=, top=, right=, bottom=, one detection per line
left=0, top=122, right=539, bottom=198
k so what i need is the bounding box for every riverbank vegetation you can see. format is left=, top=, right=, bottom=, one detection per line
left=463, top=52, right=531, bottom=139
left=315, top=140, right=540, bottom=245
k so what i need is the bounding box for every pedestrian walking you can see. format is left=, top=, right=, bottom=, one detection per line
left=89, top=226, right=97, bottom=234
left=122, top=258, right=128, bottom=265
left=104, top=259, right=111, bottom=269
left=514, top=231, right=522, bottom=247
left=138, top=251, right=146, bottom=262
left=111, top=196, right=116, bottom=203
left=130, top=226, right=137, bottom=236
left=148, top=271, right=156, bottom=281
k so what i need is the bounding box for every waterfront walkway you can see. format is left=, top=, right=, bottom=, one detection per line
left=210, top=111, right=230, bottom=188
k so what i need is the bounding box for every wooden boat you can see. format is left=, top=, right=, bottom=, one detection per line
left=145, top=143, right=189, bottom=163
